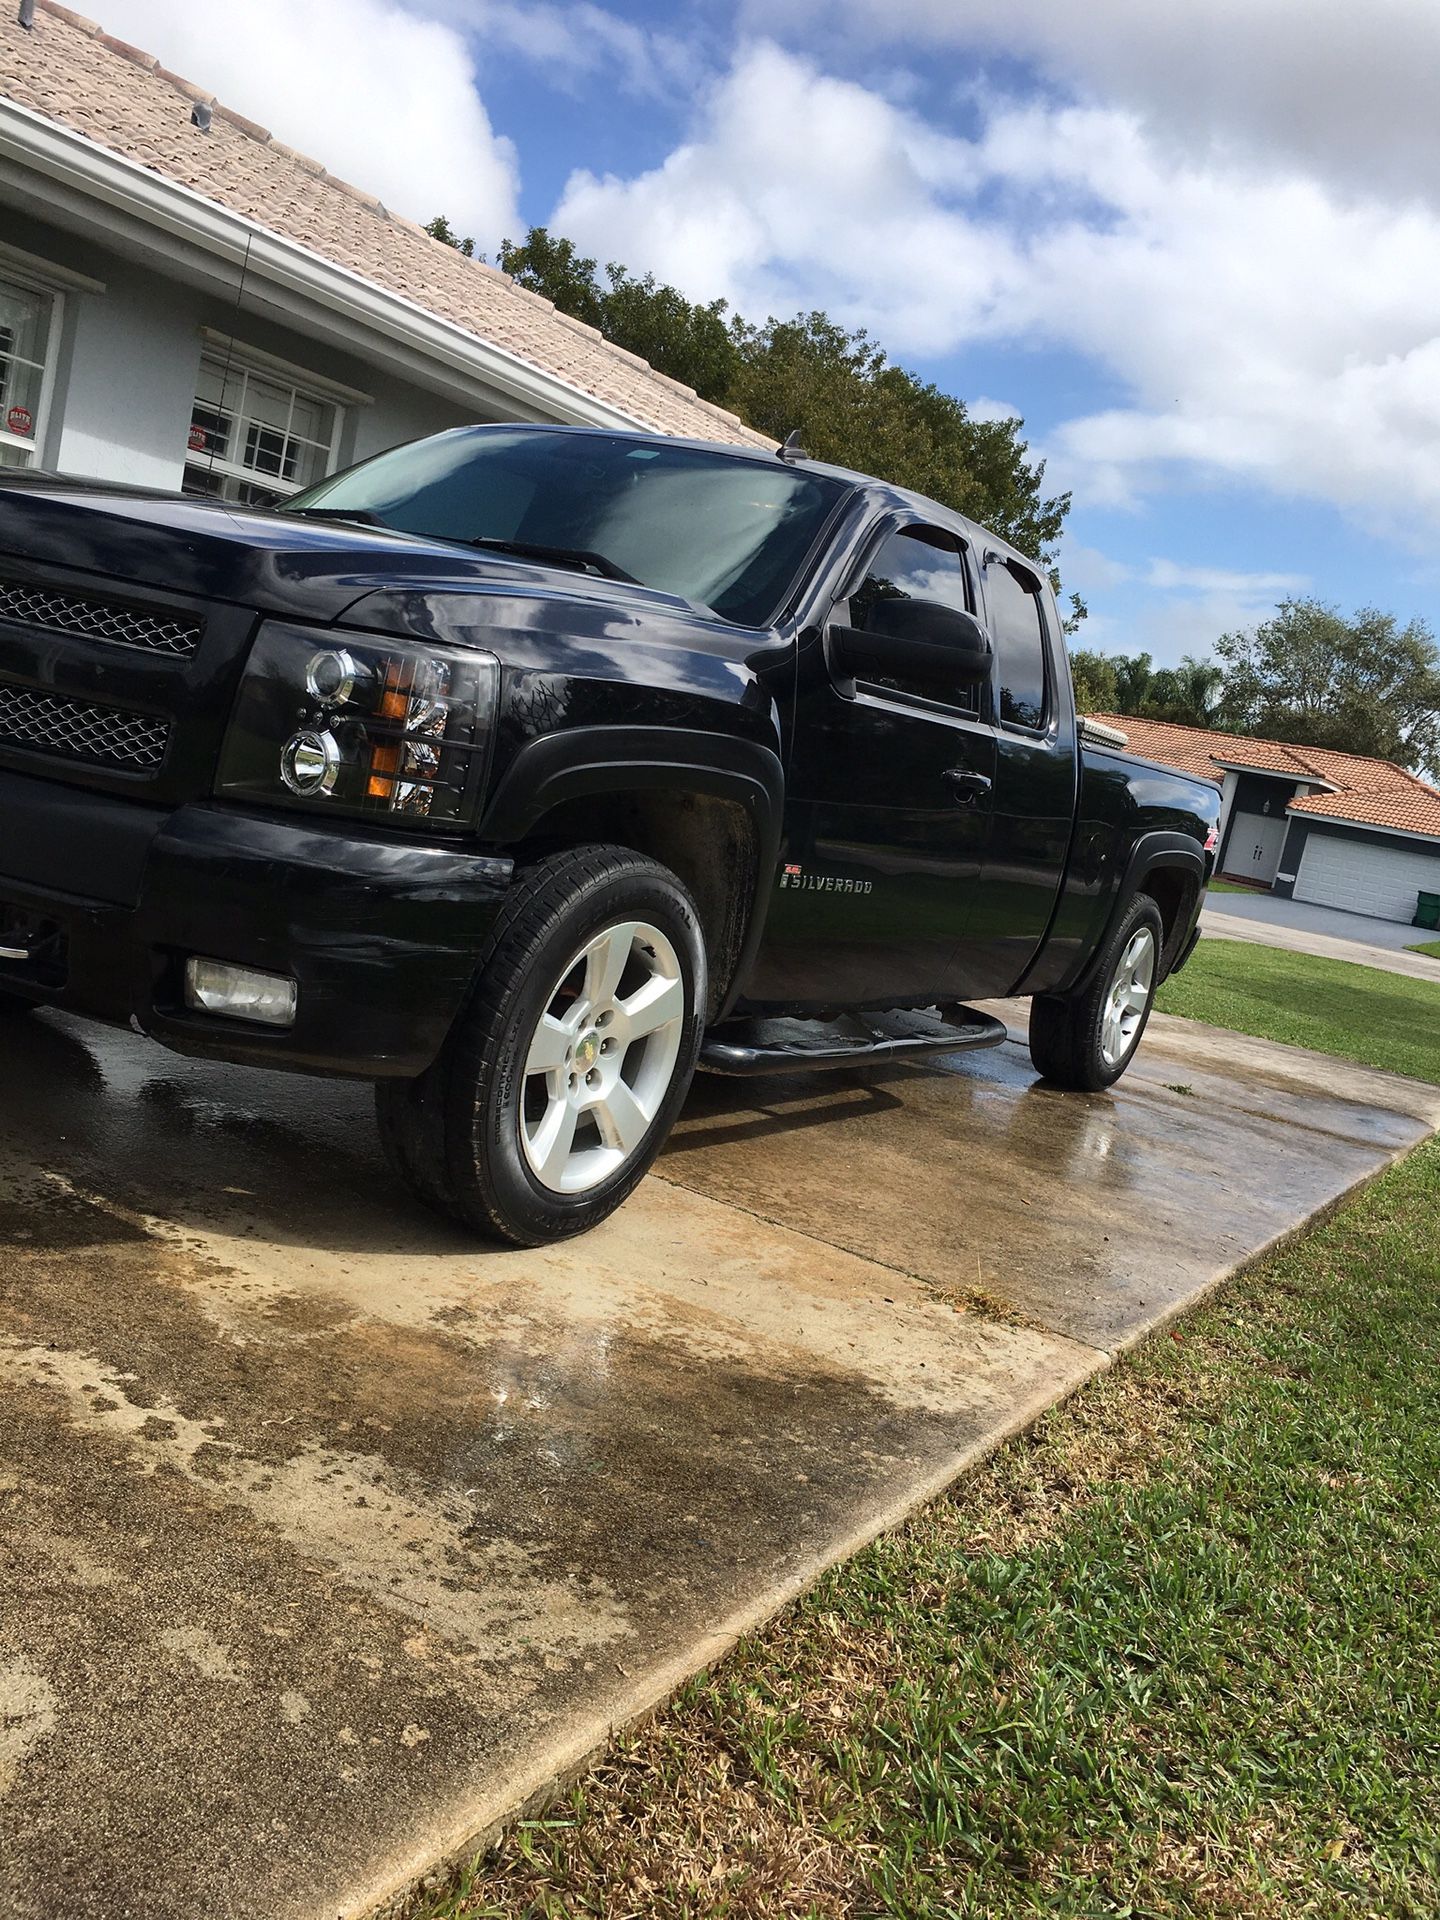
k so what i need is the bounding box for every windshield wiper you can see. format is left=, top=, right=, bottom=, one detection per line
left=285, top=505, right=389, bottom=528
left=467, top=537, right=638, bottom=584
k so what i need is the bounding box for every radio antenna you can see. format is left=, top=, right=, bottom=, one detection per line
left=195, top=230, right=253, bottom=498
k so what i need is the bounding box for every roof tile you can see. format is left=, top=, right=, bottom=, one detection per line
left=1092, top=713, right=1440, bottom=843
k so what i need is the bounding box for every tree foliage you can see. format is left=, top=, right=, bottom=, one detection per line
left=1068, top=648, right=1223, bottom=726
left=1067, top=648, right=1119, bottom=714
left=497, top=229, right=740, bottom=402
left=1071, top=601, right=1440, bottom=779
left=487, top=227, right=1071, bottom=570
left=424, top=213, right=476, bottom=258
left=1215, top=599, right=1440, bottom=773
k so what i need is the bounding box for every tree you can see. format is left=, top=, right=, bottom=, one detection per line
left=1112, top=651, right=1157, bottom=715
left=496, top=227, right=603, bottom=328
left=497, top=230, right=738, bottom=402
left=728, top=315, right=1068, bottom=564
left=1067, top=648, right=1119, bottom=713
left=1142, top=655, right=1227, bottom=728
left=424, top=214, right=476, bottom=258
left=1216, top=599, right=1440, bottom=776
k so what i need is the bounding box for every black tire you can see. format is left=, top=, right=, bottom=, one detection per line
left=0, top=993, right=34, bottom=1019
left=377, top=845, right=706, bottom=1245
left=1028, top=891, right=1164, bottom=1092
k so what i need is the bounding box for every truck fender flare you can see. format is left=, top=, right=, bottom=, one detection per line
left=480, top=726, right=785, bottom=1018
left=1075, top=831, right=1206, bottom=993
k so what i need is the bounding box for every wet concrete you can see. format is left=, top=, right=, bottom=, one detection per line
left=1, top=1004, right=1435, bottom=1918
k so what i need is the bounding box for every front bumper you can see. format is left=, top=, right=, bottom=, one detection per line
left=0, top=769, right=513, bottom=1077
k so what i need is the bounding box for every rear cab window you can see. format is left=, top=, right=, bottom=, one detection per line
left=984, top=554, right=1050, bottom=730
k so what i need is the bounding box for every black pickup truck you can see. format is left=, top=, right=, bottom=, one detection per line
left=0, top=424, right=1219, bottom=1243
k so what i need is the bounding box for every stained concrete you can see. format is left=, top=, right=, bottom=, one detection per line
left=0, top=1003, right=1435, bottom=1919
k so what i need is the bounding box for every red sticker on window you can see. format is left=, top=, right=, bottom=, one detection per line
left=188, top=424, right=208, bottom=452
left=5, top=406, right=34, bottom=438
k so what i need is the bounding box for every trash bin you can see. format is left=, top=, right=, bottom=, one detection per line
left=1415, top=890, right=1440, bottom=930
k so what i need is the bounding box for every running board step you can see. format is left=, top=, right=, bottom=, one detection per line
left=699, top=1005, right=1010, bottom=1076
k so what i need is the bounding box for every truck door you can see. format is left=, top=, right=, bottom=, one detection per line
left=954, top=552, right=1078, bottom=997
left=754, top=518, right=997, bottom=1010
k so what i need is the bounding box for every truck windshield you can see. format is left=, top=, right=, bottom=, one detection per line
left=286, top=427, right=848, bottom=627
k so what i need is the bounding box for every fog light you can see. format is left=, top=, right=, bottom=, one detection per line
left=184, top=957, right=297, bottom=1028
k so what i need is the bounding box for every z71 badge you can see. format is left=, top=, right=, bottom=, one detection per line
left=780, top=863, right=873, bottom=894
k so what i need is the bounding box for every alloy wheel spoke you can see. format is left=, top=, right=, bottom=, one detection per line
left=584, top=923, right=637, bottom=1009
left=526, top=1013, right=574, bottom=1077
left=593, top=1078, right=652, bottom=1155
left=530, top=1099, right=579, bottom=1187
left=615, top=972, right=684, bottom=1043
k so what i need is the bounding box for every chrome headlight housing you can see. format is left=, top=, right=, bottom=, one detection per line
left=217, top=621, right=499, bottom=828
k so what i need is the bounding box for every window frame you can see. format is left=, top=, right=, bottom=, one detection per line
left=830, top=511, right=992, bottom=724
left=981, top=547, right=1053, bottom=736
left=183, top=343, right=347, bottom=505
left=0, top=265, right=65, bottom=471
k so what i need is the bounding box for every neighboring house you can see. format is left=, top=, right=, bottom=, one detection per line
left=0, top=3, right=763, bottom=501
left=1097, top=713, right=1440, bottom=925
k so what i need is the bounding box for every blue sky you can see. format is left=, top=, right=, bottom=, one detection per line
left=97, top=0, right=1440, bottom=669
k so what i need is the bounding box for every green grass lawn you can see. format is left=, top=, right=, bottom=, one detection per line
left=1205, top=878, right=1262, bottom=895
left=421, top=1138, right=1440, bottom=1920
left=1407, top=939, right=1440, bottom=960
left=1156, top=939, right=1440, bottom=1085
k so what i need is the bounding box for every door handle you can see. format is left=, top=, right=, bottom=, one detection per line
left=942, top=768, right=992, bottom=804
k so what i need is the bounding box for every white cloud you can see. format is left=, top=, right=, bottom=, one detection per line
left=1061, top=545, right=1311, bottom=665
left=552, top=40, right=1440, bottom=544
left=968, top=395, right=1022, bottom=424
left=1058, top=542, right=1131, bottom=593
left=91, top=0, right=519, bottom=244
left=1123, top=586, right=1294, bottom=663
left=1144, top=561, right=1308, bottom=595
left=755, top=0, right=1440, bottom=205
left=449, top=2, right=705, bottom=99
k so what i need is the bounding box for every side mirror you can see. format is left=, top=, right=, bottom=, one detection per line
left=830, top=597, right=992, bottom=691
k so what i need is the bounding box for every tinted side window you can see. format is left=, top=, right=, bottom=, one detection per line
left=986, top=559, right=1049, bottom=729
left=847, top=526, right=978, bottom=713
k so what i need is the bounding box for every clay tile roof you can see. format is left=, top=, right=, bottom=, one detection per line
left=1090, top=712, right=1440, bottom=842
left=2, top=3, right=770, bottom=448
left=1286, top=786, right=1440, bottom=836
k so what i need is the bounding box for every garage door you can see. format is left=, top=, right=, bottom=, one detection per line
left=1293, top=830, right=1440, bottom=922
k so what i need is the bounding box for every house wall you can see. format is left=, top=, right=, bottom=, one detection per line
left=2, top=203, right=488, bottom=490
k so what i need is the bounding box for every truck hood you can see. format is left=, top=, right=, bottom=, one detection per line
left=0, top=477, right=703, bottom=629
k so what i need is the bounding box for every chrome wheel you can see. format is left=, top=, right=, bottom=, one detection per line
left=520, top=919, right=687, bottom=1195
left=1100, top=924, right=1156, bottom=1070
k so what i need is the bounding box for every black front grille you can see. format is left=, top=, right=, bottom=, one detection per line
left=0, top=684, right=170, bottom=771
left=0, top=576, right=202, bottom=658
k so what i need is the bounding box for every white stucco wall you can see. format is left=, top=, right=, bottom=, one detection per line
left=3, top=203, right=493, bottom=491
left=55, top=253, right=204, bottom=488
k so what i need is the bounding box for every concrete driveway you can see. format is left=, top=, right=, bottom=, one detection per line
left=3, top=1005, right=1437, bottom=1919
left=1202, top=890, right=1440, bottom=981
